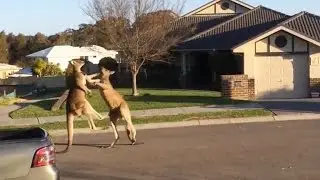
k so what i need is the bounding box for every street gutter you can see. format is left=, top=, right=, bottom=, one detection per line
left=48, top=115, right=320, bottom=137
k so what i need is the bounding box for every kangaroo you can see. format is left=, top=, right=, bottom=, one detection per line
left=62, top=59, right=104, bottom=153
left=89, top=66, right=137, bottom=148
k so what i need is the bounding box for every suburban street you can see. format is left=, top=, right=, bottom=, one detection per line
left=53, top=120, right=320, bottom=180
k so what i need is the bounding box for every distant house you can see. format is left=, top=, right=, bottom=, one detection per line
left=170, top=0, right=320, bottom=100
left=7, top=67, right=33, bottom=78
left=0, top=64, right=22, bottom=79
left=26, top=45, right=119, bottom=71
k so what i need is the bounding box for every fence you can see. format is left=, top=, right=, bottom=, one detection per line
left=0, top=76, right=66, bottom=98
left=0, top=76, right=65, bottom=88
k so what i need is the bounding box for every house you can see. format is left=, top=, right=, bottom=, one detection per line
left=171, top=0, right=320, bottom=100
left=0, top=63, right=22, bottom=79
left=7, top=67, right=33, bottom=78
left=26, top=45, right=119, bottom=71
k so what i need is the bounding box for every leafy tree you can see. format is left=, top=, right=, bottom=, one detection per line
left=32, top=58, right=63, bottom=77
left=49, top=32, right=73, bottom=45
left=42, top=62, right=63, bottom=76
left=32, top=58, right=47, bottom=77
left=27, top=32, right=50, bottom=53
left=0, top=31, right=9, bottom=63
left=7, top=33, right=28, bottom=64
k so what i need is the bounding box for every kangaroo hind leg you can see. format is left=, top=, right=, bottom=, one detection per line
left=108, top=111, right=120, bottom=148
left=120, top=104, right=136, bottom=145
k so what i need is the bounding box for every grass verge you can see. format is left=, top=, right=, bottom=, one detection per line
left=0, top=98, right=25, bottom=106
left=10, top=88, right=250, bottom=119
left=2, top=109, right=272, bottom=131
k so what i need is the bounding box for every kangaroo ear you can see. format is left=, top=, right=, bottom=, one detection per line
left=110, top=71, right=115, bottom=75
left=69, top=60, right=75, bottom=65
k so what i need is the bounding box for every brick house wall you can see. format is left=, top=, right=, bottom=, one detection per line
left=221, top=75, right=255, bottom=100
left=310, top=78, right=320, bottom=97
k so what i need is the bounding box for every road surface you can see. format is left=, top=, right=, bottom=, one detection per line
left=53, top=120, right=320, bottom=180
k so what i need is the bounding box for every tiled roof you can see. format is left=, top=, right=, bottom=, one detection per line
left=175, top=6, right=289, bottom=50
left=282, top=12, right=320, bottom=42
left=172, top=14, right=237, bottom=37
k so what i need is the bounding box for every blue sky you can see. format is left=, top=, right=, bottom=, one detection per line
left=0, top=0, right=319, bottom=36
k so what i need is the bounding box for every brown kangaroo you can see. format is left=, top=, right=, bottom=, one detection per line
left=89, top=66, right=137, bottom=148
left=62, top=59, right=104, bottom=153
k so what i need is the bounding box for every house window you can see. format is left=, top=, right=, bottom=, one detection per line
left=221, top=2, right=230, bottom=10
left=275, top=35, right=288, bottom=48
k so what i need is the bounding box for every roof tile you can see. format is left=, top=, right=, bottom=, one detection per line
left=176, top=6, right=289, bottom=50
left=282, top=12, right=320, bottom=42
left=172, top=14, right=237, bottom=37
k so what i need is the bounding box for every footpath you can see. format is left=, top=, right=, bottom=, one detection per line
left=2, top=103, right=320, bottom=127
left=1, top=103, right=263, bottom=126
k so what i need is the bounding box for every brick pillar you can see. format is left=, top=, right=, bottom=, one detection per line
left=310, top=78, right=320, bottom=97
left=221, top=75, right=255, bottom=100
left=248, top=79, right=255, bottom=100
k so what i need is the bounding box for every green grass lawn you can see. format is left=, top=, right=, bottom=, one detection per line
left=0, top=98, right=24, bottom=106
left=3, top=109, right=272, bottom=131
left=10, top=88, right=250, bottom=119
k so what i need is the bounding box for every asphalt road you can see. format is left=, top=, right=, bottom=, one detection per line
left=53, top=120, right=320, bottom=180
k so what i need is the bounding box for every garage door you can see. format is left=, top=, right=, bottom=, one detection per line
left=255, top=54, right=309, bottom=99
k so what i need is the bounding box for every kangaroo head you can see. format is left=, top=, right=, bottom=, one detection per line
left=69, top=59, right=85, bottom=71
left=100, top=66, right=115, bottom=78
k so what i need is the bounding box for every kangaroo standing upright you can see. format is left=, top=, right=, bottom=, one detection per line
left=62, top=59, right=104, bottom=153
left=89, top=66, right=137, bottom=148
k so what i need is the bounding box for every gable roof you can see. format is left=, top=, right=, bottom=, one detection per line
left=183, top=0, right=254, bottom=17
left=282, top=12, right=320, bottom=42
left=233, top=11, right=320, bottom=50
left=26, top=45, right=117, bottom=58
left=175, top=6, right=289, bottom=51
left=172, top=14, right=237, bottom=37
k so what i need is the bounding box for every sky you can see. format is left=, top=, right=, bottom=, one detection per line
left=0, top=0, right=319, bottom=36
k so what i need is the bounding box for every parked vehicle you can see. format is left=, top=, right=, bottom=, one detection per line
left=0, top=127, right=59, bottom=180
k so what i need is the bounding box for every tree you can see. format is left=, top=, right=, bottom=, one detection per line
left=84, top=0, right=193, bottom=96
left=70, top=24, right=97, bottom=46
left=27, top=32, right=50, bottom=53
left=32, top=58, right=63, bottom=77
left=0, top=31, right=9, bottom=63
left=42, top=62, right=63, bottom=76
left=32, top=58, right=47, bottom=77
left=49, top=32, right=73, bottom=45
left=7, top=33, right=28, bottom=64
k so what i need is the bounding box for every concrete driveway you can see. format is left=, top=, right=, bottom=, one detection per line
left=53, top=120, right=320, bottom=180
left=257, top=98, right=320, bottom=115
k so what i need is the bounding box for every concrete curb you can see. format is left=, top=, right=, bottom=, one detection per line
left=47, top=115, right=320, bottom=137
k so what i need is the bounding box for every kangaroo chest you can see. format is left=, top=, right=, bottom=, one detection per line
left=100, top=89, right=123, bottom=109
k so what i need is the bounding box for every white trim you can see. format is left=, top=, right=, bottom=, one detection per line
left=182, top=0, right=254, bottom=17
left=233, top=26, right=320, bottom=52
left=281, top=27, right=320, bottom=47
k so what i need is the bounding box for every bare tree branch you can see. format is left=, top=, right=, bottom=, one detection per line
left=83, top=0, right=195, bottom=96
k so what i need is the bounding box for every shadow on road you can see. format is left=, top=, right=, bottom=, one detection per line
left=54, top=142, right=144, bottom=150
left=257, top=99, right=320, bottom=115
